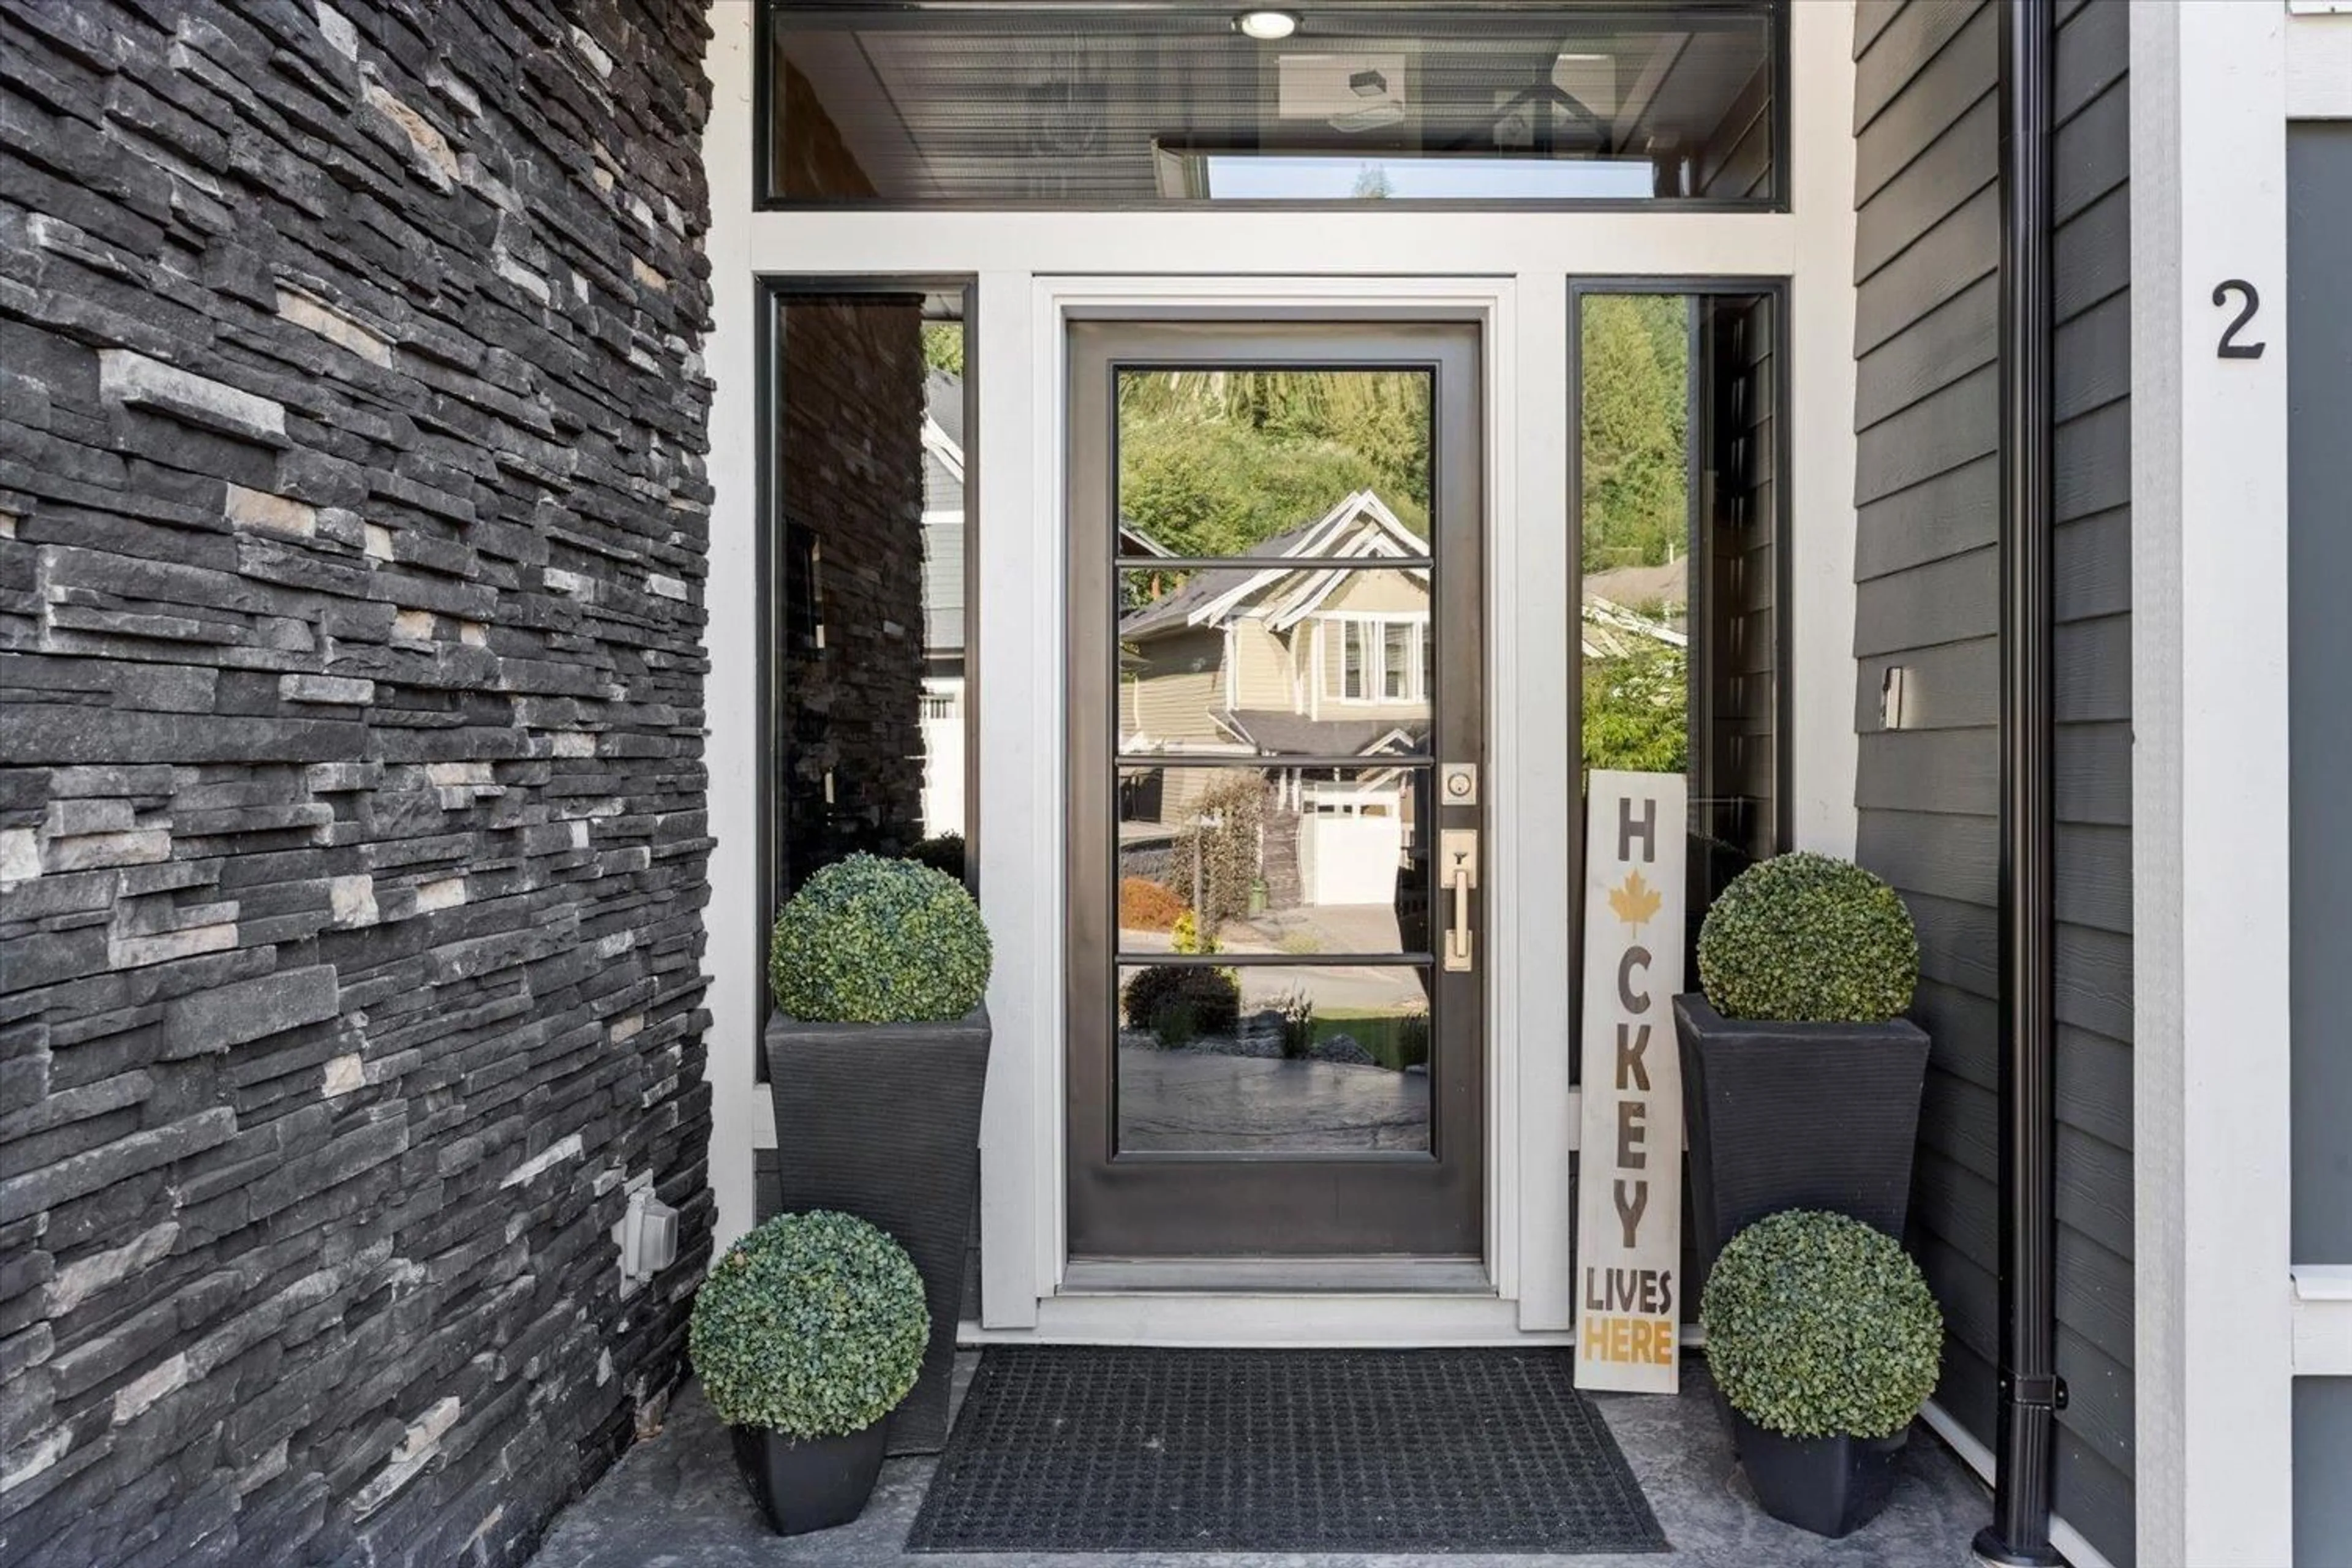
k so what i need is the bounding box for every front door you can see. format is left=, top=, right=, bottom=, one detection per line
left=1066, top=320, right=1485, bottom=1261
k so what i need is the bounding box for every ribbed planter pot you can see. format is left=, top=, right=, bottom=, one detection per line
left=1728, top=1410, right=1907, bottom=1539
left=729, top=1419, right=889, bottom=1536
left=1673, top=994, right=1930, bottom=1288
left=764, top=1006, right=990, bottom=1456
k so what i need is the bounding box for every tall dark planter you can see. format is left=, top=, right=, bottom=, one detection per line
left=766, top=1006, right=989, bottom=1456
left=1728, top=1411, right=1907, bottom=1538
left=729, top=1420, right=889, bottom=1536
left=1673, top=994, right=1930, bottom=1288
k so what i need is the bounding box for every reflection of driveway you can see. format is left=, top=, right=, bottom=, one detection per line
left=1118, top=1048, right=1429, bottom=1153
left=1118, top=905, right=1421, bottom=1018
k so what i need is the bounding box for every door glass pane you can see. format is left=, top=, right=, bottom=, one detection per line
left=1116, top=962, right=1433, bottom=1153
left=764, top=5, right=1782, bottom=208
left=1119, top=567, right=1434, bottom=757
left=1116, top=369, right=1432, bottom=557
left=1117, top=766, right=1431, bottom=957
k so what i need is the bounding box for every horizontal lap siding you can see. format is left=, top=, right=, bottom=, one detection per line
left=1849, top=4, right=2135, bottom=1562
left=2048, top=4, right=2133, bottom=1558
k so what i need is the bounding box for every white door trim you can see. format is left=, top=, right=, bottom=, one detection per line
left=982, top=273, right=1554, bottom=1344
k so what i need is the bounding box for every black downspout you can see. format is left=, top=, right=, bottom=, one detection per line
left=1977, top=2, right=2064, bottom=1565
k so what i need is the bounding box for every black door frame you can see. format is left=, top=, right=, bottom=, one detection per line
left=1064, top=318, right=1486, bottom=1261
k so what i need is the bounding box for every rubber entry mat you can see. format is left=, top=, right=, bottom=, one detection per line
left=906, top=1346, right=1668, bottom=1554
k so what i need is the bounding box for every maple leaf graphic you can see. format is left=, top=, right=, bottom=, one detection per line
left=1610, top=869, right=1663, bottom=930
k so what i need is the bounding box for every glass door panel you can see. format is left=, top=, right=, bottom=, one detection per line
left=1068, top=321, right=1483, bottom=1261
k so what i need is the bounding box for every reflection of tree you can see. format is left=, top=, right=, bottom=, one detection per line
left=1581, top=295, right=1690, bottom=573
left=1174, top=772, right=1267, bottom=929
left=1581, top=641, right=1689, bottom=775
left=1118, top=371, right=1431, bottom=557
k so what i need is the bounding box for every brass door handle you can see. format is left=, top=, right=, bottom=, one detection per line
left=1441, top=827, right=1478, bottom=972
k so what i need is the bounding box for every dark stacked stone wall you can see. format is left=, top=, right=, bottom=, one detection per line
left=0, top=2, right=715, bottom=1564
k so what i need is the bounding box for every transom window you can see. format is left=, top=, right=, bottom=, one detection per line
left=761, top=4, right=1785, bottom=209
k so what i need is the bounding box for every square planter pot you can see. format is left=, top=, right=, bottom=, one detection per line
left=1673, top=993, right=1930, bottom=1288
left=1729, top=1409, right=1907, bottom=1538
left=766, top=1006, right=990, bottom=1457
left=729, top=1419, right=889, bottom=1536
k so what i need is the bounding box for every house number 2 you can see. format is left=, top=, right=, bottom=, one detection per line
left=2214, top=279, right=2266, bottom=360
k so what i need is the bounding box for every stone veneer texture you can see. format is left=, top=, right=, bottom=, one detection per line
left=0, top=2, right=715, bottom=1563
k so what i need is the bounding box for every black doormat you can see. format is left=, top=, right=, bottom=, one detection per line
left=905, top=1346, right=1667, bottom=1555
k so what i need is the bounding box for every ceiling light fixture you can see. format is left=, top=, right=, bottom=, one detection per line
left=1234, top=9, right=1300, bottom=41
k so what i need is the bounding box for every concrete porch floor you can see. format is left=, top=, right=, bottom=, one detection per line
left=529, top=1353, right=1989, bottom=1568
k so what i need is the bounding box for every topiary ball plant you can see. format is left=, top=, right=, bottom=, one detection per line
left=688, top=1210, right=930, bottom=1439
left=769, top=853, right=991, bottom=1023
left=1701, top=1210, right=1943, bottom=1441
left=1697, top=851, right=1918, bottom=1023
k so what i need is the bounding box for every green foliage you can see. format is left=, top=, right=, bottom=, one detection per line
left=908, top=832, right=966, bottom=880
left=769, top=854, right=991, bottom=1023
left=688, top=1210, right=929, bottom=1439
left=1116, top=369, right=1431, bottom=557
left=1697, top=851, right=1918, bottom=1023
left=1581, top=295, right=1690, bottom=573
left=1275, top=989, right=1315, bottom=1060
left=1700, top=1210, right=1944, bottom=1441
left=1174, top=774, right=1267, bottom=928
left=921, top=322, right=963, bottom=376
left=1123, top=965, right=1240, bottom=1038
left=1581, top=641, right=1690, bottom=775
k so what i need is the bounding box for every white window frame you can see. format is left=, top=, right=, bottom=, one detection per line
left=1325, top=611, right=1428, bottom=705
left=696, top=0, right=1861, bottom=1348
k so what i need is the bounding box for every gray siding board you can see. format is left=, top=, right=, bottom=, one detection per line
left=1855, top=0, right=1910, bottom=58
left=2054, top=186, right=2132, bottom=323
left=1915, top=979, right=2001, bottom=1090
left=2054, top=614, right=2130, bottom=722
left=1854, top=454, right=1999, bottom=579
left=1856, top=0, right=1986, bottom=134
left=2056, top=722, right=2132, bottom=826
left=1855, top=5, right=1998, bottom=203
left=2057, top=1025, right=2135, bottom=1148
left=2054, top=1438, right=2136, bottom=1568
left=2054, top=78, right=2128, bottom=224
left=1856, top=94, right=2000, bottom=281
left=1855, top=546, right=1998, bottom=656
left=1856, top=187, right=2000, bottom=353
left=1853, top=274, right=1998, bottom=428
left=2057, top=1221, right=2136, bottom=1359
left=1857, top=728, right=1999, bottom=817
left=1855, top=640, right=2000, bottom=733
left=2054, top=292, right=2132, bottom=421
left=2054, top=508, right=2132, bottom=620
left=2053, top=823, right=2132, bottom=933
left=2054, top=399, right=2132, bottom=522
left=1862, top=809, right=1999, bottom=905
left=1909, top=888, right=2002, bottom=1000
left=2055, top=1323, right=2134, bottom=1466
left=2056, top=923, right=2133, bottom=1041
left=1855, top=366, right=2001, bottom=504
left=2054, top=0, right=2128, bottom=125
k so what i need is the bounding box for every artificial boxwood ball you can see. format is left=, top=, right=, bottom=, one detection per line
left=688, top=1210, right=929, bottom=1439
left=1700, top=1209, right=1943, bottom=1441
left=769, top=854, right=991, bottom=1023
left=1697, top=851, right=1918, bottom=1023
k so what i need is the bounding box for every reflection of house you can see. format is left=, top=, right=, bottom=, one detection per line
left=1119, top=491, right=1430, bottom=905
left=921, top=368, right=967, bottom=839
